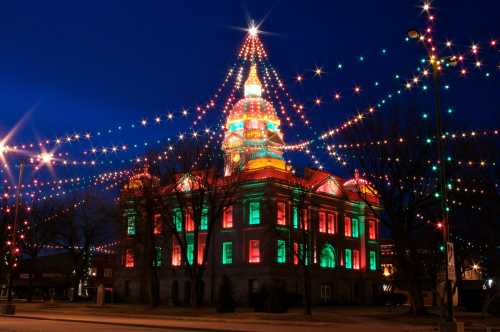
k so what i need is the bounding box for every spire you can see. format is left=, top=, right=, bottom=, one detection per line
left=244, top=64, right=262, bottom=97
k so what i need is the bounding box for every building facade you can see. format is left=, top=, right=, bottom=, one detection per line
left=114, top=65, right=381, bottom=306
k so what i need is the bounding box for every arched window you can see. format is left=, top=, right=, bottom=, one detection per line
left=320, top=244, right=336, bottom=269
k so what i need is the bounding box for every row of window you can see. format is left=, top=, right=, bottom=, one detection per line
left=124, top=241, right=377, bottom=272
left=125, top=203, right=377, bottom=240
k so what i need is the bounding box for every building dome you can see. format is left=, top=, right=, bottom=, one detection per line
left=222, top=64, right=286, bottom=175
left=343, top=169, right=377, bottom=195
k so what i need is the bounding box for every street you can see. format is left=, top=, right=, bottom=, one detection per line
left=0, top=318, right=199, bottom=332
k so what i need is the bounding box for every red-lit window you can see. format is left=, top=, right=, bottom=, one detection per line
left=319, top=211, right=326, bottom=233
left=185, top=211, right=194, bottom=232
left=197, top=238, right=205, bottom=265
left=125, top=249, right=134, bottom=268
left=327, top=213, right=335, bottom=234
left=172, top=241, right=181, bottom=266
left=353, top=249, right=360, bottom=270
left=344, top=217, right=352, bottom=237
left=223, top=206, right=233, bottom=228
left=277, top=202, right=286, bottom=225
left=249, top=240, right=260, bottom=263
left=302, top=209, right=309, bottom=230
left=153, top=214, right=162, bottom=235
left=368, top=220, right=376, bottom=240
left=293, top=242, right=299, bottom=265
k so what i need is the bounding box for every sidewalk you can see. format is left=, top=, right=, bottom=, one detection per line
left=2, top=302, right=498, bottom=332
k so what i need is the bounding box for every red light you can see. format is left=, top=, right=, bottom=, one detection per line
left=437, top=222, right=443, bottom=229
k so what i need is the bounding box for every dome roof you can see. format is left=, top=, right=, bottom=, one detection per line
left=227, top=97, right=279, bottom=123
left=343, top=170, right=377, bottom=195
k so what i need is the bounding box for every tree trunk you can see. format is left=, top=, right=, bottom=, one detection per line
left=408, top=276, right=426, bottom=315
left=190, top=274, right=199, bottom=308
left=150, top=269, right=160, bottom=308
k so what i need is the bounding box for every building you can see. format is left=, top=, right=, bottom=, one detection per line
left=114, top=64, right=381, bottom=306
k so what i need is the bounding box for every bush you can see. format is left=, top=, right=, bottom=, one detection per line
left=216, top=275, right=236, bottom=313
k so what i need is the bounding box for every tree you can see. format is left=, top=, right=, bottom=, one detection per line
left=19, top=200, right=58, bottom=302
left=339, top=106, right=440, bottom=315
left=53, top=191, right=117, bottom=301
left=150, top=137, right=242, bottom=307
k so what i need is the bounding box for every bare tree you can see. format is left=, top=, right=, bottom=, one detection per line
left=339, top=106, right=439, bottom=315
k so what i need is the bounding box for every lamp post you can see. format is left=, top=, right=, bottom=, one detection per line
left=407, top=28, right=460, bottom=330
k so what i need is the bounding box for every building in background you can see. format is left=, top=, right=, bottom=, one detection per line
left=114, top=65, right=381, bottom=306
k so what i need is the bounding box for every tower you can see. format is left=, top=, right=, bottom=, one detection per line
left=222, top=64, right=286, bottom=176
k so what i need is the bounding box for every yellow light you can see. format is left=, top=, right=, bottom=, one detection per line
left=422, top=2, right=431, bottom=11
left=314, top=67, right=323, bottom=76
left=40, top=153, right=53, bottom=164
left=0, top=143, right=6, bottom=154
left=472, top=264, right=479, bottom=271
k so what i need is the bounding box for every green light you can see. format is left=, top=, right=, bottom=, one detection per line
left=395, top=74, right=400, bottom=79
left=426, top=138, right=432, bottom=144
left=432, top=165, right=438, bottom=171
left=444, top=84, right=450, bottom=90
left=352, top=218, right=359, bottom=238
left=374, top=81, right=379, bottom=86
left=422, top=113, right=428, bottom=119
left=421, top=58, right=426, bottom=63
left=447, top=156, right=452, bottom=161
left=434, top=192, right=440, bottom=198
left=485, top=72, right=490, bottom=78
left=447, top=108, right=453, bottom=114
left=445, top=207, right=450, bottom=212
left=345, top=249, right=352, bottom=269
left=422, top=85, right=428, bottom=91
left=405, top=37, right=410, bottom=42
left=359, top=56, right=364, bottom=61
left=439, top=245, right=445, bottom=252
left=369, top=251, right=377, bottom=271
left=277, top=240, right=286, bottom=264
left=222, top=242, right=233, bottom=264
left=382, top=48, right=387, bottom=54
left=447, top=184, right=452, bottom=190
left=337, top=63, right=343, bottom=69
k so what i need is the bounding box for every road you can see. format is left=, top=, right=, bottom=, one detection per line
left=0, top=318, right=200, bottom=332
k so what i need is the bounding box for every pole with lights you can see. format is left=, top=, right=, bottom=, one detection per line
left=407, top=25, right=457, bottom=325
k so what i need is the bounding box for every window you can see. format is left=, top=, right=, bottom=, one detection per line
left=327, top=214, right=335, bottom=234
left=187, top=235, right=194, bottom=265
left=249, top=240, right=260, bottom=263
left=293, top=242, right=299, bottom=265
left=344, top=217, right=352, bottom=237
left=352, top=218, right=359, bottom=238
left=369, top=251, right=377, bottom=271
left=277, top=202, right=286, bottom=225
left=353, top=249, right=360, bottom=270
left=201, top=208, right=208, bottom=231
left=345, top=249, right=352, bottom=269
left=153, top=214, right=162, bottom=235
left=173, top=208, right=182, bottom=232
left=153, top=246, right=162, bottom=267
left=223, top=206, right=233, bottom=228
left=302, top=209, right=309, bottom=230
left=249, top=202, right=260, bottom=225
left=103, top=268, right=112, bottom=278
left=319, top=211, right=326, bottom=233
left=198, top=239, right=205, bottom=265
left=222, top=242, right=233, bottom=264
left=368, top=220, right=376, bottom=240
left=293, top=207, right=299, bottom=229
left=172, top=242, right=181, bottom=266
left=277, top=240, right=286, bottom=263
left=186, top=210, right=194, bottom=232
left=320, top=284, right=332, bottom=302
left=125, top=249, right=134, bottom=268
left=320, top=244, right=336, bottom=268
left=125, top=209, right=136, bottom=236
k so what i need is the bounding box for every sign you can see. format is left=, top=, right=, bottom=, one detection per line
left=447, top=242, right=456, bottom=281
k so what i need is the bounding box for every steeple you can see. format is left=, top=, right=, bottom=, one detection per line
left=244, top=64, right=262, bottom=97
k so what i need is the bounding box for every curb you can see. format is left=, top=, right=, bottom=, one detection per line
left=1, top=314, right=250, bottom=332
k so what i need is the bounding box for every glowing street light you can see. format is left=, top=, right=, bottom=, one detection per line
left=248, top=21, right=259, bottom=37
left=40, top=152, right=53, bottom=164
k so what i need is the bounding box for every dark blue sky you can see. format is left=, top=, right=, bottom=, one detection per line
left=0, top=0, right=498, bottom=182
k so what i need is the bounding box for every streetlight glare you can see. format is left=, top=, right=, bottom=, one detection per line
left=40, top=152, right=53, bottom=164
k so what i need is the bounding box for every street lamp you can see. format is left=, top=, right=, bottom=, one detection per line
left=407, top=28, right=458, bottom=328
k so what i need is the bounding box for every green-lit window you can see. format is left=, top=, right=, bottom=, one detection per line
left=369, top=251, right=377, bottom=271
left=320, top=244, right=335, bottom=268
left=201, top=207, right=208, bottom=231
left=222, top=242, right=233, bottom=264
left=345, top=249, right=352, bottom=269
left=153, top=246, right=162, bottom=267
left=249, top=201, right=260, bottom=225
left=352, top=218, right=359, bottom=238
left=173, top=208, right=182, bottom=232
left=125, top=209, right=136, bottom=236
left=299, top=243, right=310, bottom=266
left=187, top=234, right=194, bottom=265
left=293, top=207, right=299, bottom=229
left=277, top=240, right=286, bottom=264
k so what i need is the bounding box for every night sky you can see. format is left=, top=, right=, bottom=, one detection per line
left=0, top=0, right=498, bottom=184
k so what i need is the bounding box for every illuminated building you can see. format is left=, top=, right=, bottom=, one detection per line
left=115, top=66, right=381, bottom=306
